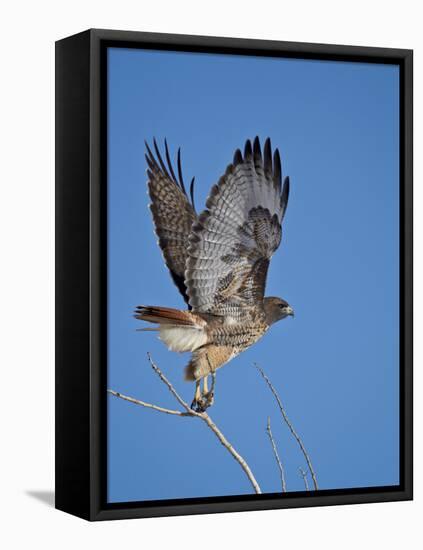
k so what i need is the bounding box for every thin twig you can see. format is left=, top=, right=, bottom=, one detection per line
left=108, top=355, right=262, bottom=494
left=199, top=412, right=261, bottom=494
left=107, top=390, right=192, bottom=416
left=266, top=416, right=287, bottom=492
left=299, top=467, right=310, bottom=491
left=147, top=352, right=192, bottom=413
left=255, top=364, right=318, bottom=491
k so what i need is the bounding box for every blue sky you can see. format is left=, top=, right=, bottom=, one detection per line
left=107, top=47, right=399, bottom=503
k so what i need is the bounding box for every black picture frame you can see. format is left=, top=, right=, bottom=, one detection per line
left=55, top=28, right=413, bottom=521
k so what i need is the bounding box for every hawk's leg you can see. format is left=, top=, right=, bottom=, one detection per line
left=191, top=380, right=201, bottom=409
left=203, top=372, right=215, bottom=408
left=202, top=375, right=215, bottom=409
left=190, top=380, right=204, bottom=412
left=190, top=374, right=215, bottom=413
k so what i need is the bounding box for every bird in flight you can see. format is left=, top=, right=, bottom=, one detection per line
left=135, top=137, right=293, bottom=412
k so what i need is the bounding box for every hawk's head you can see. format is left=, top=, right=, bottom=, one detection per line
left=263, top=297, right=294, bottom=325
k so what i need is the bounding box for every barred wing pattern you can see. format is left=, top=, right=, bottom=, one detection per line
left=185, top=137, right=289, bottom=321
left=146, top=140, right=197, bottom=306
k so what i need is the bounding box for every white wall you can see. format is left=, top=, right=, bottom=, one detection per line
left=0, top=1, right=420, bottom=548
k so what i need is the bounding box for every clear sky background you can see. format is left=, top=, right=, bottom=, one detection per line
left=107, top=47, right=399, bottom=503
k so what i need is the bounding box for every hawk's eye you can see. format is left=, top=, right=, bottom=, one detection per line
left=279, top=303, right=285, bottom=309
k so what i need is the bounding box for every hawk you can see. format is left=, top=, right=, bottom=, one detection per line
left=135, top=137, right=294, bottom=412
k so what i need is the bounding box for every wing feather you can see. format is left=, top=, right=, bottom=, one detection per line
left=185, top=137, right=289, bottom=320
left=146, top=140, right=197, bottom=306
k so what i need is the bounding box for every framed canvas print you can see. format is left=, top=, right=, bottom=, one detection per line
left=55, top=29, right=413, bottom=521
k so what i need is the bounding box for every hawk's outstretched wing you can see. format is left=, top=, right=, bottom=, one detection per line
left=145, top=140, right=197, bottom=306
left=185, top=137, right=289, bottom=321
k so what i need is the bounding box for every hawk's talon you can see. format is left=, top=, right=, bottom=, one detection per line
left=203, top=391, right=214, bottom=409
left=190, top=398, right=205, bottom=413
left=190, top=391, right=214, bottom=413
left=190, top=399, right=198, bottom=412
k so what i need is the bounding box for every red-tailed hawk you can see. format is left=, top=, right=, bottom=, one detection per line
left=135, top=137, right=293, bottom=411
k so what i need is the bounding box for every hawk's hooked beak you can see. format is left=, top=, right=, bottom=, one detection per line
left=286, top=306, right=295, bottom=317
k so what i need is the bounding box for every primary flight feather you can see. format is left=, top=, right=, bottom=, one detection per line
left=136, top=137, right=293, bottom=411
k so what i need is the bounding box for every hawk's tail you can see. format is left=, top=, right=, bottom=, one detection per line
left=134, top=305, right=208, bottom=353
left=134, top=305, right=197, bottom=326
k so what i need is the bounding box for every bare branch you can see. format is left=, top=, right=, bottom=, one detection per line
left=299, top=467, right=310, bottom=491
left=266, top=416, right=287, bottom=492
left=108, top=355, right=262, bottom=494
left=199, top=412, right=261, bottom=494
left=255, top=364, right=318, bottom=491
left=147, top=352, right=193, bottom=414
left=107, top=390, right=192, bottom=416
